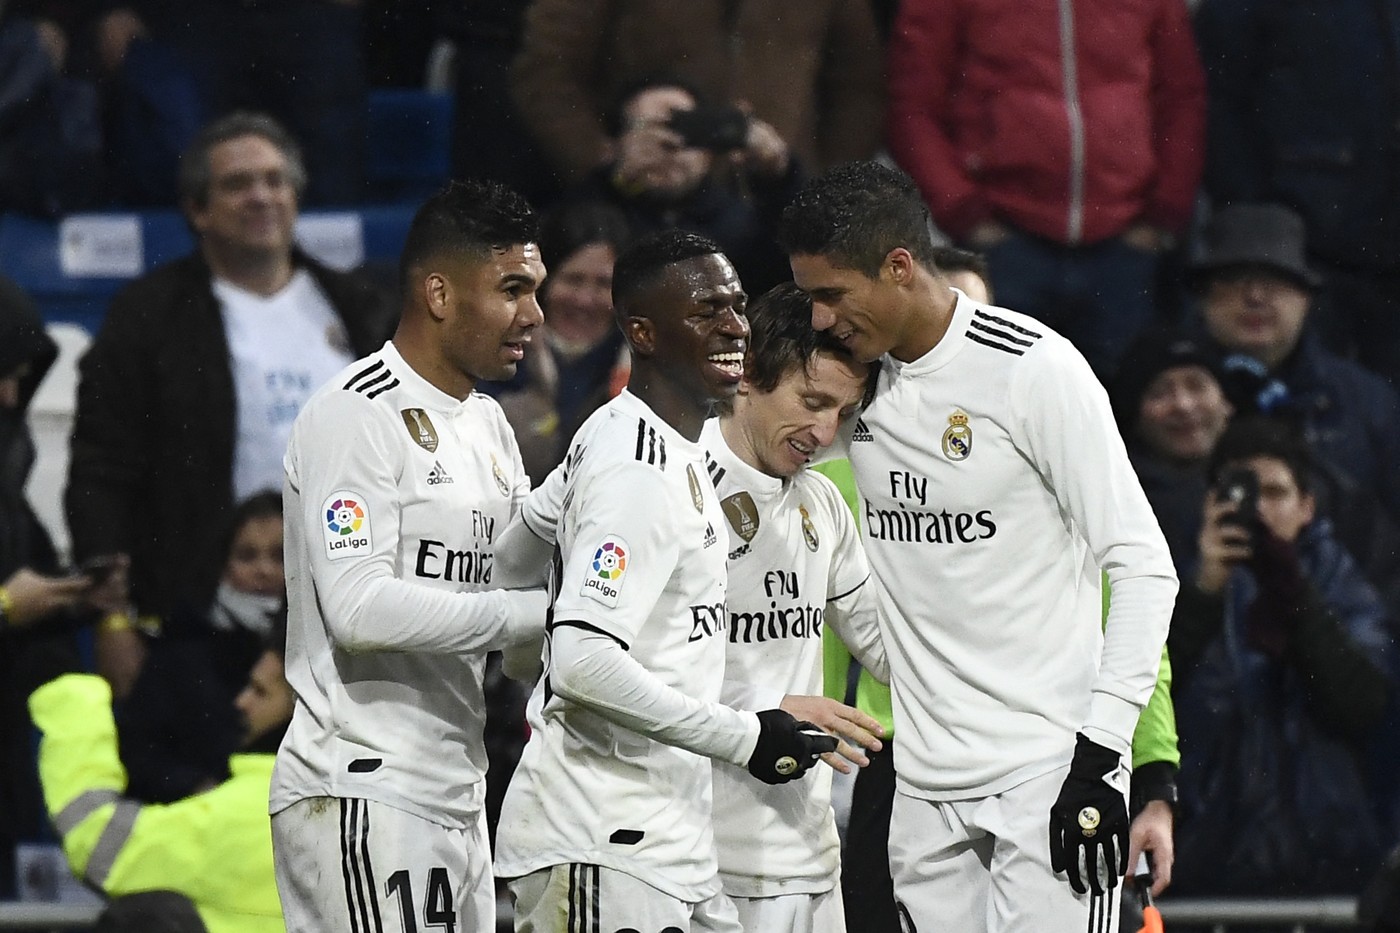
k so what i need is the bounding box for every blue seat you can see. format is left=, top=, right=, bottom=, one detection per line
left=365, top=89, right=455, bottom=202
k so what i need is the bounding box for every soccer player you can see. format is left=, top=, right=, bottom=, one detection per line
left=778, top=161, right=1178, bottom=930
left=493, top=231, right=835, bottom=932
left=270, top=180, right=551, bottom=933
left=705, top=282, right=889, bottom=931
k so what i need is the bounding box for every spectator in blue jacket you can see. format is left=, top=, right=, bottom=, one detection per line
left=1191, top=202, right=1400, bottom=622
left=1170, top=415, right=1395, bottom=898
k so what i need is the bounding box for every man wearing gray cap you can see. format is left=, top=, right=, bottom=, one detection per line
left=1192, top=202, right=1400, bottom=618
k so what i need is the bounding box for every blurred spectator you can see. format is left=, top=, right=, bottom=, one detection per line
left=511, top=0, right=883, bottom=184
left=0, top=275, right=122, bottom=898
left=116, top=491, right=283, bottom=803
left=1189, top=202, right=1400, bottom=618
left=65, top=112, right=393, bottom=699
left=886, top=0, right=1206, bottom=377
left=29, top=629, right=293, bottom=932
left=0, top=5, right=102, bottom=215
left=1170, top=415, right=1393, bottom=898
left=91, top=0, right=366, bottom=205
left=1195, top=0, right=1400, bottom=387
left=485, top=200, right=631, bottom=484
left=1112, top=327, right=1232, bottom=568
left=562, top=76, right=803, bottom=295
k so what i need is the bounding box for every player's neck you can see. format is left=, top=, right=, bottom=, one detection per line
left=626, top=366, right=709, bottom=442
left=889, top=273, right=957, bottom=363
left=391, top=329, right=476, bottom=401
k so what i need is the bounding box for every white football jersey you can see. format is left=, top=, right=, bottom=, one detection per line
left=700, top=419, right=885, bottom=899
left=494, top=391, right=734, bottom=902
left=845, top=294, right=1176, bottom=799
left=272, top=341, right=539, bottom=830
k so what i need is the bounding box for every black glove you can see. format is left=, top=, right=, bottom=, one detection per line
left=746, top=709, right=837, bottom=785
left=1048, top=733, right=1129, bottom=895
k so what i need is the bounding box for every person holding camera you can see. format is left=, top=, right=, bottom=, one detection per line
left=562, top=75, right=806, bottom=295
left=1169, top=415, right=1395, bottom=903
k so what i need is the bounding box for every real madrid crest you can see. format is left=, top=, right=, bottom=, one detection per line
left=401, top=409, right=438, bottom=452
left=491, top=453, right=510, bottom=496
left=798, top=504, right=819, bottom=552
left=721, top=492, right=760, bottom=541
left=941, top=410, right=972, bottom=461
left=686, top=464, right=705, bottom=513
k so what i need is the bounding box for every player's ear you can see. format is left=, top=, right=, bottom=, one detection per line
left=421, top=271, right=451, bottom=322
left=623, top=316, right=656, bottom=356
left=884, top=248, right=915, bottom=287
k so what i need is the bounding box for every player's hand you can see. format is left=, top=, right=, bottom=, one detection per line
left=780, top=694, right=884, bottom=774
left=1126, top=800, right=1174, bottom=897
left=1048, top=734, right=1130, bottom=895
left=747, top=708, right=838, bottom=785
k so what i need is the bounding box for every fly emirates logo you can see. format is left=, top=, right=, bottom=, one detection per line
left=864, top=469, right=997, bottom=544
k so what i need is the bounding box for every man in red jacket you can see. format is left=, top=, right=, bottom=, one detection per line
left=886, top=0, right=1205, bottom=378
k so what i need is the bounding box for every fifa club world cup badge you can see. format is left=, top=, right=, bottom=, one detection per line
left=686, top=464, right=705, bottom=513
left=942, top=410, right=973, bottom=461
left=798, top=504, right=819, bottom=552
left=721, top=491, right=760, bottom=542
left=401, top=409, right=439, bottom=452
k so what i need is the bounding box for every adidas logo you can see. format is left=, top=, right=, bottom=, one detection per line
left=852, top=419, right=873, bottom=442
left=426, top=461, right=454, bottom=485
left=703, top=523, right=718, bottom=549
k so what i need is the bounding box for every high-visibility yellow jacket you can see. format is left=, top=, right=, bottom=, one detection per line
left=29, top=675, right=283, bottom=933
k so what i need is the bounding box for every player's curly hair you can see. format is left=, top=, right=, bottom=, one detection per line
left=399, top=179, right=539, bottom=292
left=778, top=161, right=939, bottom=277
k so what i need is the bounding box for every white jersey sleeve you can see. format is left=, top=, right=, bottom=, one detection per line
left=288, top=388, right=545, bottom=654
left=817, top=477, right=889, bottom=684
left=1011, top=340, right=1178, bottom=753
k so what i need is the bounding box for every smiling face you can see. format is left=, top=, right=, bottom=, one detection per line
left=730, top=349, right=870, bottom=477
left=1136, top=365, right=1233, bottom=463
left=188, top=134, right=298, bottom=260
left=544, top=242, right=616, bottom=347
left=1237, top=454, right=1316, bottom=543
left=438, top=242, right=547, bottom=384
left=789, top=252, right=912, bottom=363
left=637, top=252, right=749, bottom=405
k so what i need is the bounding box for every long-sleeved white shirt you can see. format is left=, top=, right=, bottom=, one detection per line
left=844, top=293, right=1176, bottom=799
left=271, top=342, right=546, bottom=830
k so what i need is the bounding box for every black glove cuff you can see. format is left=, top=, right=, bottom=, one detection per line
left=1129, top=759, right=1179, bottom=817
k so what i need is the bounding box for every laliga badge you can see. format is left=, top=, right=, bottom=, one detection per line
left=798, top=504, right=819, bottom=552
left=942, top=410, right=972, bottom=461
left=582, top=535, right=629, bottom=607
left=491, top=454, right=511, bottom=496
left=322, top=491, right=372, bottom=560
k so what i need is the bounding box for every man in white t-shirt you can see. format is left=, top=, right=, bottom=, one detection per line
left=778, top=161, right=1178, bottom=931
left=67, top=111, right=392, bottom=695
left=704, top=281, right=889, bottom=932
left=270, top=179, right=550, bottom=933
left=493, top=231, right=837, bottom=932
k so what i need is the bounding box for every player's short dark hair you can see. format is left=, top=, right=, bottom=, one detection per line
left=611, top=229, right=724, bottom=320
left=399, top=179, right=539, bottom=293
left=179, top=111, right=307, bottom=209
left=1208, top=414, right=1315, bottom=493
left=733, top=282, right=872, bottom=403
left=778, top=161, right=939, bottom=277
